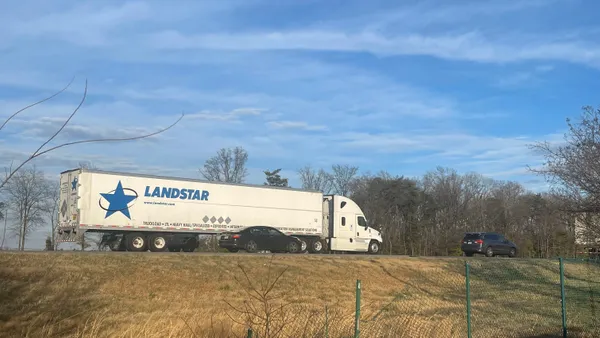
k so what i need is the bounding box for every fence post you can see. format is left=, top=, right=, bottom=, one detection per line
left=465, top=261, right=472, bottom=338
left=559, top=257, right=567, bottom=338
left=355, top=279, right=361, bottom=338
left=247, top=328, right=253, bottom=338
left=325, top=305, right=329, bottom=338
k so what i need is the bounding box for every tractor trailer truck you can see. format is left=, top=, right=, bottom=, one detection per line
left=56, top=168, right=383, bottom=254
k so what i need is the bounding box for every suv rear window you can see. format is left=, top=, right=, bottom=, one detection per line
left=464, top=233, right=482, bottom=240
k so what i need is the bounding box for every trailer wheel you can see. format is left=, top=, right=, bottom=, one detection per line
left=148, top=234, right=168, bottom=252
left=297, top=239, right=307, bottom=253
left=126, top=233, right=147, bottom=252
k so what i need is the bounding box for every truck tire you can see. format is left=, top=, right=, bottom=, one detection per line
left=148, top=234, right=168, bottom=252
left=297, top=239, right=308, bottom=253
left=308, top=239, right=324, bottom=254
left=368, top=240, right=380, bottom=254
left=126, top=233, right=147, bottom=252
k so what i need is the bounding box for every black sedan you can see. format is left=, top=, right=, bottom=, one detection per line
left=218, top=226, right=304, bottom=253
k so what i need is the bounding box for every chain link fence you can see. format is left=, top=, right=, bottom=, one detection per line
left=237, top=258, right=599, bottom=338
left=563, top=258, right=600, bottom=337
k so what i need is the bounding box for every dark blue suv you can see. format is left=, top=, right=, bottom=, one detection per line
left=461, top=232, right=517, bottom=257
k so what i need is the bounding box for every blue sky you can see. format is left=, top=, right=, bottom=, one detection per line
left=2, top=0, right=600, bottom=199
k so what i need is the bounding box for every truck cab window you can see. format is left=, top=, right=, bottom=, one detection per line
left=357, top=216, right=367, bottom=228
left=342, top=217, right=346, bottom=226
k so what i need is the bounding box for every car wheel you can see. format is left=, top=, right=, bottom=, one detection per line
left=464, top=252, right=474, bottom=257
left=485, top=246, right=494, bottom=257
left=246, top=240, right=258, bottom=253
left=509, top=248, right=516, bottom=258
left=288, top=241, right=300, bottom=253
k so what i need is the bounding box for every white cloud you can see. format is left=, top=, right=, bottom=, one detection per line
left=340, top=0, right=560, bottom=32
left=267, top=120, right=328, bottom=131
left=1, top=0, right=594, bottom=69
left=9, top=2, right=152, bottom=47
left=494, top=64, right=557, bottom=88
left=141, top=29, right=600, bottom=67
left=186, top=108, right=264, bottom=121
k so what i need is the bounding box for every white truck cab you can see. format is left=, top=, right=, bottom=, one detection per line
left=323, top=195, right=383, bottom=254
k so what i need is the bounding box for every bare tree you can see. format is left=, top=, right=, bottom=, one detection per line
left=529, top=105, right=600, bottom=211
left=529, top=105, right=600, bottom=238
left=0, top=78, right=184, bottom=191
left=297, top=165, right=333, bottom=193
left=78, top=161, right=98, bottom=170
left=0, top=202, right=7, bottom=250
left=224, top=256, right=303, bottom=338
left=4, top=166, right=52, bottom=250
left=199, top=146, right=249, bottom=183
left=330, top=164, right=359, bottom=196
left=46, top=179, right=60, bottom=250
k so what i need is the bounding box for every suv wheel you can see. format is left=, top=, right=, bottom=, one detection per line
left=509, top=248, right=516, bottom=258
left=485, top=246, right=494, bottom=257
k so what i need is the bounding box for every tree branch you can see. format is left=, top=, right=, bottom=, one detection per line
left=0, top=76, right=75, bottom=133
left=0, top=78, right=185, bottom=191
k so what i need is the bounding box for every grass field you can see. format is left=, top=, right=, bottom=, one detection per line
left=0, top=252, right=598, bottom=338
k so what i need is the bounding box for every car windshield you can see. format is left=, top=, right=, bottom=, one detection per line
left=464, top=233, right=482, bottom=240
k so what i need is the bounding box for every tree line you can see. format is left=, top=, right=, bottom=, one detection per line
left=198, top=147, right=581, bottom=257
left=198, top=106, right=600, bottom=258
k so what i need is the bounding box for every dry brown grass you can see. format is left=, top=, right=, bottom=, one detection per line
left=0, top=253, right=598, bottom=338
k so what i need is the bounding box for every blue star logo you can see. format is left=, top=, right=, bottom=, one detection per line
left=99, top=181, right=138, bottom=219
left=71, top=177, right=78, bottom=190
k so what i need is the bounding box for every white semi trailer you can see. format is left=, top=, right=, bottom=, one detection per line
left=56, top=168, right=383, bottom=254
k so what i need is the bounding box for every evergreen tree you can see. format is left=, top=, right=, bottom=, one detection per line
left=264, top=168, right=289, bottom=187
